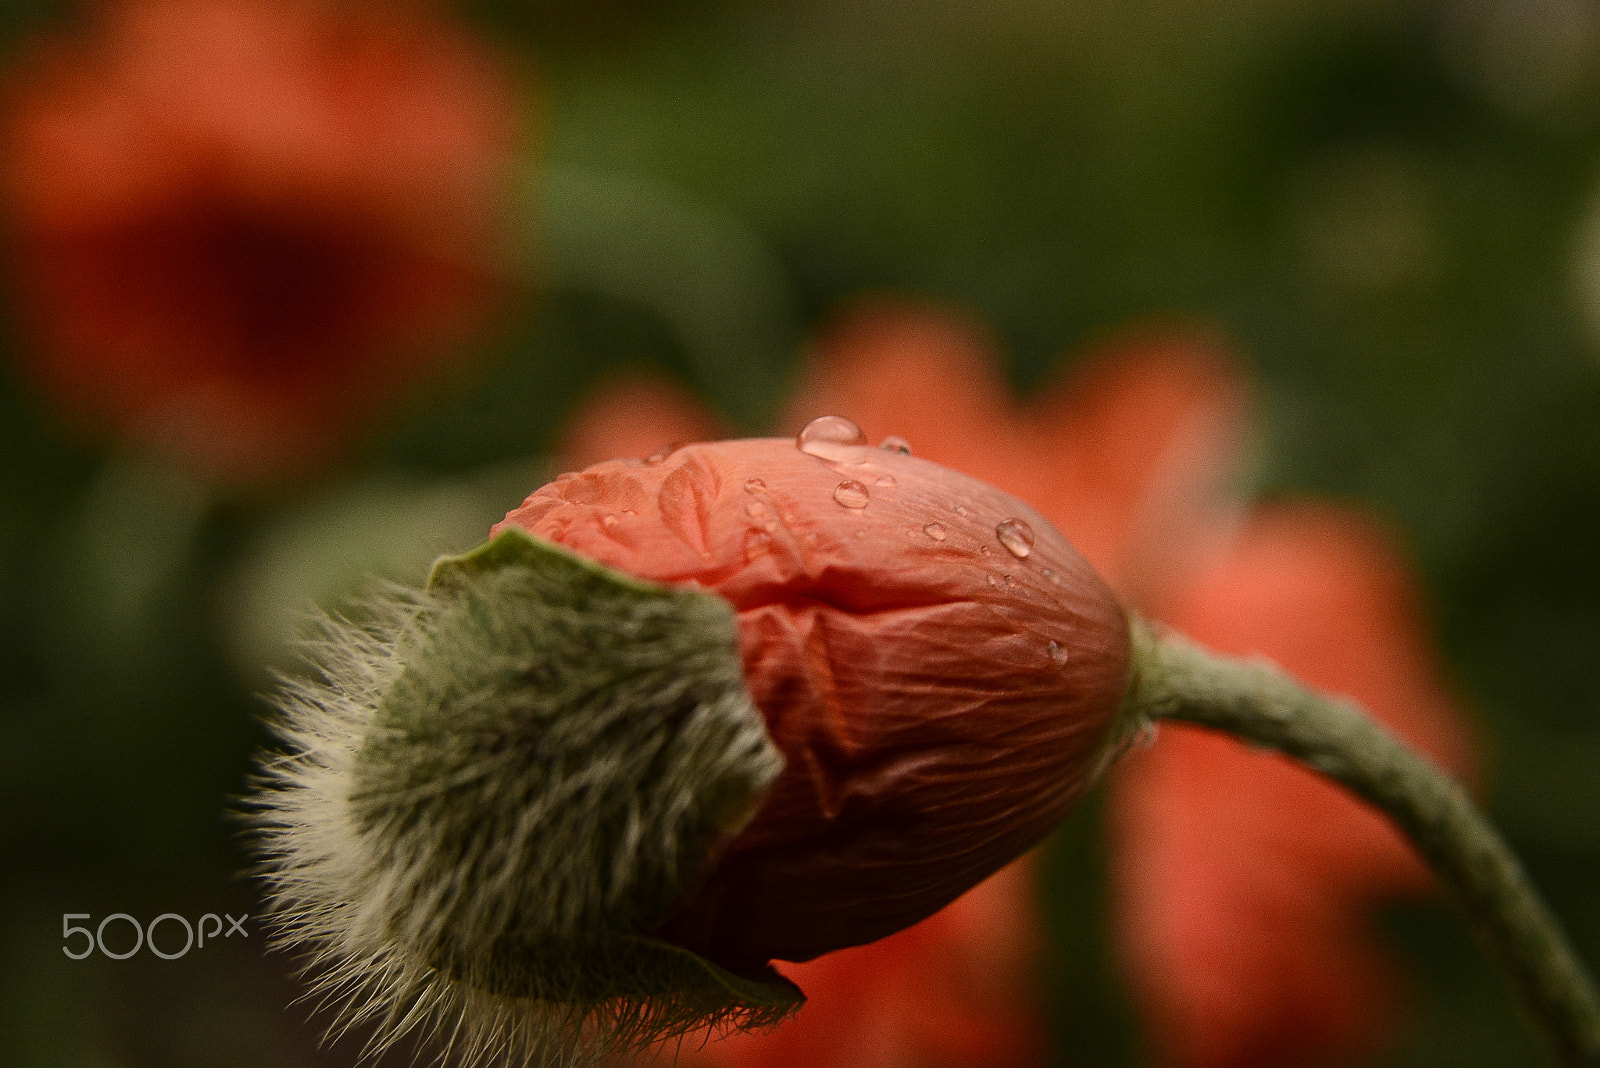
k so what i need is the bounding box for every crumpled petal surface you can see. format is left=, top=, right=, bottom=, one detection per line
left=497, top=434, right=1131, bottom=968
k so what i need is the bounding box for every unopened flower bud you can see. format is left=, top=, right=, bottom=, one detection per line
left=250, top=422, right=1132, bottom=1064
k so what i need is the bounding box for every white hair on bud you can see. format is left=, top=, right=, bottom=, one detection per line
left=244, top=531, right=793, bottom=1067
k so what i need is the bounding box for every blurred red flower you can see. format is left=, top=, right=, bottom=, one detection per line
left=559, top=301, right=1473, bottom=1067
left=1108, top=503, right=1472, bottom=1068
left=2, top=0, right=520, bottom=482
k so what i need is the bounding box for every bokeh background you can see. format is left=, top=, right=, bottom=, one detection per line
left=2, top=0, right=1599, bottom=1065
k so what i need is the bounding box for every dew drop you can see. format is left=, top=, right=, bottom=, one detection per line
left=745, top=501, right=769, bottom=519
left=978, top=544, right=992, bottom=557
left=955, top=505, right=970, bottom=518
left=833, top=480, right=870, bottom=508
left=875, top=474, right=896, bottom=487
left=744, top=477, right=767, bottom=493
left=879, top=435, right=912, bottom=455
left=743, top=528, right=772, bottom=560
left=996, top=517, right=1035, bottom=559
left=1047, top=640, right=1070, bottom=666
left=601, top=514, right=619, bottom=529
left=923, top=522, right=948, bottom=541
left=797, top=415, right=867, bottom=461
left=1004, top=574, right=1016, bottom=588
left=985, top=574, right=1000, bottom=587
left=643, top=443, right=680, bottom=466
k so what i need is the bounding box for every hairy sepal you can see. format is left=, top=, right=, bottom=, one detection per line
left=248, top=528, right=795, bottom=1066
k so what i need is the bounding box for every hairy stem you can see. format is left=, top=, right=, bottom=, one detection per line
left=1122, top=619, right=1600, bottom=1067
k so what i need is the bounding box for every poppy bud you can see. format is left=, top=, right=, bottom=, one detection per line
left=250, top=420, right=1132, bottom=1063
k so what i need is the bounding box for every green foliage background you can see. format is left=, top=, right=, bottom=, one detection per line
left=3, top=0, right=1600, bottom=1064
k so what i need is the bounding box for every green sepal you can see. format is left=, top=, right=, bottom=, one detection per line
left=349, top=526, right=787, bottom=1023
left=456, top=929, right=804, bottom=1016
left=426, top=524, right=667, bottom=599
left=619, top=934, right=804, bottom=1011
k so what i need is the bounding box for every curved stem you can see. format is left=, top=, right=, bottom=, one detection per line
left=1122, top=618, right=1600, bottom=1067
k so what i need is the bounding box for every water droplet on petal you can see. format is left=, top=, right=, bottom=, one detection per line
left=601, top=514, right=619, bottom=529
left=985, top=574, right=1000, bottom=587
left=746, top=501, right=769, bottom=519
left=833, top=480, right=870, bottom=508
left=743, top=528, right=772, bottom=560
left=1004, top=574, right=1016, bottom=588
left=744, top=477, right=767, bottom=493
left=879, top=435, right=912, bottom=455
left=644, top=443, right=680, bottom=465
left=797, top=415, right=867, bottom=461
left=1047, top=640, right=1070, bottom=666
left=923, top=522, right=947, bottom=541
left=955, top=505, right=970, bottom=518
left=978, top=545, right=992, bottom=557
left=875, top=474, right=896, bottom=487
left=996, top=517, right=1035, bottom=559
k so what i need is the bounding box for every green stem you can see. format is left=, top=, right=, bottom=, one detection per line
left=1122, top=618, right=1600, bottom=1067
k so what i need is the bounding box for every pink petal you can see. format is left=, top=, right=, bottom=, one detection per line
left=498, top=436, right=1130, bottom=967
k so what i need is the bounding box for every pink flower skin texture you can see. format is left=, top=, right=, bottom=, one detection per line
left=495, top=434, right=1132, bottom=972
left=1, top=0, right=518, bottom=481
